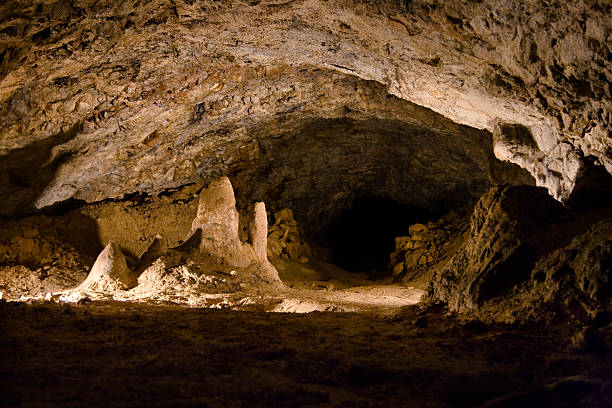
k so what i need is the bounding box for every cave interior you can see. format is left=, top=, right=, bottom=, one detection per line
left=0, top=1, right=611, bottom=407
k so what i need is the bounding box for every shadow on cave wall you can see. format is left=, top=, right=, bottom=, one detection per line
left=0, top=120, right=105, bottom=266
left=566, top=156, right=612, bottom=213
left=0, top=122, right=81, bottom=219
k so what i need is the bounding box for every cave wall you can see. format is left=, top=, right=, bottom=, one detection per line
left=0, top=0, right=609, bottom=216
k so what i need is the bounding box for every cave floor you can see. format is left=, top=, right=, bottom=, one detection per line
left=1, top=301, right=611, bottom=408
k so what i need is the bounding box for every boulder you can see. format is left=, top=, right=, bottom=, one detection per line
left=266, top=208, right=310, bottom=262
left=426, top=185, right=570, bottom=312
left=389, top=210, right=467, bottom=283
left=531, top=218, right=612, bottom=318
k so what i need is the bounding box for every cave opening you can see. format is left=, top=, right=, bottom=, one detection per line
left=325, top=196, right=438, bottom=278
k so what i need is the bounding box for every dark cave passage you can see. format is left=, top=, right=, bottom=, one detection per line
left=325, top=196, right=438, bottom=278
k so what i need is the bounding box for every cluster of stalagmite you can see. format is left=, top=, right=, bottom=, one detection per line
left=76, top=177, right=280, bottom=295
left=188, top=177, right=269, bottom=268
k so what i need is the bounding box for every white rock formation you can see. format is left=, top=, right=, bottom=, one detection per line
left=189, top=176, right=280, bottom=282
left=247, top=202, right=269, bottom=263
left=78, top=242, right=136, bottom=292
left=190, top=177, right=249, bottom=267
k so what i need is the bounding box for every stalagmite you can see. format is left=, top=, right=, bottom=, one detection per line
left=187, top=176, right=280, bottom=283
left=78, top=242, right=136, bottom=292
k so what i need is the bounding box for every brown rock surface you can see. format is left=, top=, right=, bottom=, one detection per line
left=389, top=211, right=468, bottom=286
left=526, top=218, right=612, bottom=321
left=78, top=242, right=135, bottom=292
left=8, top=0, right=604, bottom=223
left=426, top=185, right=571, bottom=312
left=267, top=208, right=310, bottom=263
left=425, top=184, right=612, bottom=324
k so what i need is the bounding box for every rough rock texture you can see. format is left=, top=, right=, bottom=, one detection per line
left=248, top=202, right=268, bottom=263
left=0, top=213, right=90, bottom=299
left=190, top=177, right=251, bottom=267
left=78, top=184, right=200, bottom=259
left=4, top=0, right=594, bottom=224
left=426, top=185, right=571, bottom=312
left=189, top=176, right=277, bottom=275
left=0, top=265, right=85, bottom=300
left=389, top=211, right=467, bottom=286
left=267, top=208, right=311, bottom=263
left=528, top=218, right=612, bottom=321
left=128, top=252, right=242, bottom=304
left=425, top=184, right=612, bottom=323
left=78, top=242, right=135, bottom=292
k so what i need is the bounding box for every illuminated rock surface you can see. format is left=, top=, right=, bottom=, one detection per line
left=2, top=0, right=609, bottom=218
left=0, top=1, right=611, bottom=406
left=78, top=242, right=135, bottom=292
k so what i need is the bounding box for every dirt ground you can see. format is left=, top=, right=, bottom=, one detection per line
left=1, top=300, right=611, bottom=408
left=1, top=187, right=611, bottom=407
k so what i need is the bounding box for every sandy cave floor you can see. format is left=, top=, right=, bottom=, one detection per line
left=1, top=299, right=612, bottom=408
left=1, top=256, right=611, bottom=407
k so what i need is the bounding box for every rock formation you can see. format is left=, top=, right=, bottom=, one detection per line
left=188, top=176, right=279, bottom=281
left=190, top=177, right=252, bottom=268
left=425, top=184, right=611, bottom=324
left=426, top=185, right=570, bottom=312
left=0, top=2, right=611, bottom=405
left=78, top=242, right=135, bottom=292
left=248, top=202, right=268, bottom=263
left=389, top=211, right=467, bottom=285
left=72, top=176, right=280, bottom=297
left=5, top=0, right=608, bottom=222
left=267, top=208, right=310, bottom=263
left=529, top=218, right=612, bottom=322
left=0, top=0, right=609, bottom=321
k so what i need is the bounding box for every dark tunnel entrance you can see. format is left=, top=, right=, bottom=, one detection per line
left=326, top=196, right=437, bottom=279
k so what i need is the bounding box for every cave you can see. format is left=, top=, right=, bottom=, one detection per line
left=1, top=1, right=611, bottom=407
left=326, top=196, right=436, bottom=277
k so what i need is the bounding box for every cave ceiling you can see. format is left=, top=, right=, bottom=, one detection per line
left=0, top=0, right=610, bottom=217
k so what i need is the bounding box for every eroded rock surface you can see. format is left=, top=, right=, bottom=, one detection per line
left=425, top=184, right=612, bottom=324
left=78, top=242, right=135, bottom=292
left=528, top=218, right=612, bottom=322
left=389, top=211, right=467, bottom=286
left=189, top=176, right=279, bottom=283
left=267, top=208, right=311, bottom=263
left=2, top=0, right=604, bottom=218
left=190, top=177, right=251, bottom=268
left=427, top=185, right=572, bottom=312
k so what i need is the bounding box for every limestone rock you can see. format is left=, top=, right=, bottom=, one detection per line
left=138, top=234, right=168, bottom=270
left=190, top=177, right=250, bottom=267
left=266, top=208, right=310, bottom=263
left=530, top=218, right=612, bottom=317
left=389, top=210, right=467, bottom=283
left=78, top=243, right=135, bottom=292
left=247, top=202, right=268, bottom=263
left=186, top=176, right=280, bottom=283
left=4, top=0, right=590, bottom=224
left=426, top=185, right=569, bottom=312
